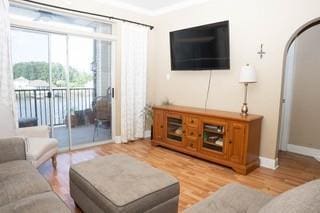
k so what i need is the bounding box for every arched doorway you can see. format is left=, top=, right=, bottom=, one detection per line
left=278, top=18, right=320, bottom=161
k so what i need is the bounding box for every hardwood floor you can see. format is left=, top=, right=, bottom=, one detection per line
left=38, top=140, right=320, bottom=213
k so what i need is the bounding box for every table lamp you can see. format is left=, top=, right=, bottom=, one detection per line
left=239, top=64, right=257, bottom=116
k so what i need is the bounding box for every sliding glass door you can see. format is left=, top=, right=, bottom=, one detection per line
left=67, top=36, right=112, bottom=146
left=11, top=28, right=114, bottom=150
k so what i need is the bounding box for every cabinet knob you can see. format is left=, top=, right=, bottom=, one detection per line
left=182, top=130, right=186, bottom=134
left=198, top=134, right=202, bottom=137
left=190, top=143, right=193, bottom=148
left=190, top=132, right=194, bottom=136
left=229, top=140, right=232, bottom=144
left=191, top=120, right=194, bottom=123
left=160, top=125, right=163, bottom=128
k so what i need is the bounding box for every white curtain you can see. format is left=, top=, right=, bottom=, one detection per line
left=120, top=22, right=148, bottom=143
left=0, top=0, right=16, bottom=135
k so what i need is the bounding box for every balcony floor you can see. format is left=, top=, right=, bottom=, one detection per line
left=53, top=124, right=112, bottom=148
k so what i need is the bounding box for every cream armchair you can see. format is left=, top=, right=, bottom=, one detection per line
left=16, top=126, right=58, bottom=168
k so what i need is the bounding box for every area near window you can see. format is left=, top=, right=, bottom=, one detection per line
left=10, top=2, right=115, bottom=150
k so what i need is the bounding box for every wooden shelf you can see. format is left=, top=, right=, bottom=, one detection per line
left=204, top=129, right=224, bottom=134
left=203, top=140, right=223, bottom=147
left=167, top=132, right=183, bottom=137
left=168, top=122, right=182, bottom=126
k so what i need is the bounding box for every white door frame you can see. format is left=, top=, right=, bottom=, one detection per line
left=278, top=41, right=297, bottom=151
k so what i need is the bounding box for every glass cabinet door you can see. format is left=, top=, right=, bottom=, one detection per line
left=166, top=115, right=184, bottom=143
left=202, top=122, right=225, bottom=154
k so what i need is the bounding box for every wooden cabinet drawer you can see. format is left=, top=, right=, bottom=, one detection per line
left=186, top=127, right=198, bottom=140
left=185, top=139, right=198, bottom=152
left=186, top=116, right=199, bottom=127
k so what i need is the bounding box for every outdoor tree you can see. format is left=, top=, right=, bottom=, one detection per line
left=13, top=62, right=92, bottom=87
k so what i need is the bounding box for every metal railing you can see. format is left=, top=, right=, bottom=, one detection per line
left=15, top=88, right=94, bottom=126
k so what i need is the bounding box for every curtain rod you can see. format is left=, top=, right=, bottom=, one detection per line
left=19, top=0, right=154, bottom=30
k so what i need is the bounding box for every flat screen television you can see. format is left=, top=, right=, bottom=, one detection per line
left=170, top=21, right=230, bottom=70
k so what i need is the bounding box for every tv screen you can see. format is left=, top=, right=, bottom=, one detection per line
left=170, top=21, right=230, bottom=70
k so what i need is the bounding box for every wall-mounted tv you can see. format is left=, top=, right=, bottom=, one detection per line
left=170, top=21, right=230, bottom=71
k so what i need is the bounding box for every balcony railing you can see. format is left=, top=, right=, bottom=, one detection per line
left=15, top=88, right=95, bottom=126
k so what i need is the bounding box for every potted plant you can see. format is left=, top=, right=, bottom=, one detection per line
left=141, top=104, right=153, bottom=139
left=141, top=99, right=173, bottom=140
left=65, top=109, right=78, bottom=128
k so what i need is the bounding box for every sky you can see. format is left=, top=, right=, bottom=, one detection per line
left=11, top=28, right=94, bottom=73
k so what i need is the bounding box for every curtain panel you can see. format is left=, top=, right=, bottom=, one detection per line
left=0, top=0, right=16, bottom=134
left=120, top=22, right=148, bottom=142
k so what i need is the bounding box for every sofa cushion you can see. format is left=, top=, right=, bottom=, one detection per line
left=185, top=183, right=272, bottom=213
left=0, top=160, right=51, bottom=206
left=70, top=154, right=179, bottom=212
left=25, top=137, right=58, bottom=161
left=0, top=160, right=33, bottom=179
left=0, top=137, right=26, bottom=164
left=0, top=192, right=70, bottom=213
left=259, top=179, right=320, bottom=213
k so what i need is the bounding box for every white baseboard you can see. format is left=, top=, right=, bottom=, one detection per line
left=144, top=130, right=151, bottom=138
left=259, top=156, right=279, bottom=170
left=114, top=136, right=121, bottom=144
left=287, top=144, right=320, bottom=162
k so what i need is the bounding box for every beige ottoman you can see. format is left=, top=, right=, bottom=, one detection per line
left=70, top=154, right=180, bottom=213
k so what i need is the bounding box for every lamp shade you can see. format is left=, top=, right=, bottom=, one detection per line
left=239, top=64, right=257, bottom=83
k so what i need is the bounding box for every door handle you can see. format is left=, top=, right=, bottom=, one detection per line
left=47, top=91, right=52, bottom=98
left=112, top=88, right=115, bottom=98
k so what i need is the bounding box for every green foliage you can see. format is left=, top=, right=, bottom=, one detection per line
left=13, top=62, right=92, bottom=87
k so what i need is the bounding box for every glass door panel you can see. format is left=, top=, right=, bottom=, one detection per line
left=200, top=120, right=227, bottom=157
left=202, top=123, right=224, bottom=152
left=11, top=28, right=50, bottom=128
left=165, top=114, right=184, bottom=146
left=68, top=36, right=112, bottom=147
left=49, top=34, right=69, bottom=149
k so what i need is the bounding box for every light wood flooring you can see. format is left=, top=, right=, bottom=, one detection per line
left=38, top=140, right=320, bottom=213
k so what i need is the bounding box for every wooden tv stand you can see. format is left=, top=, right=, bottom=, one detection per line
left=152, top=105, right=263, bottom=175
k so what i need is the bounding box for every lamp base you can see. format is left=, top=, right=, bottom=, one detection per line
left=241, top=103, right=248, bottom=116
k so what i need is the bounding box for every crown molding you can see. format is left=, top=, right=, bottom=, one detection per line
left=94, top=0, right=210, bottom=16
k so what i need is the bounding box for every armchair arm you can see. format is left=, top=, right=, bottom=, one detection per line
left=16, top=126, right=50, bottom=138
left=0, top=137, right=26, bottom=163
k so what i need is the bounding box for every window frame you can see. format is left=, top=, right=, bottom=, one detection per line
left=9, top=1, right=117, bottom=42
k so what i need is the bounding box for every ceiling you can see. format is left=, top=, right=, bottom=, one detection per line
left=110, top=0, right=188, bottom=10
left=95, top=0, right=210, bottom=16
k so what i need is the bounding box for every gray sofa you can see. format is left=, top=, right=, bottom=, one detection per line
left=0, top=137, right=70, bottom=213
left=185, top=179, right=320, bottom=213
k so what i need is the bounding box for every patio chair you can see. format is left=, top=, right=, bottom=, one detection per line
left=92, top=96, right=111, bottom=142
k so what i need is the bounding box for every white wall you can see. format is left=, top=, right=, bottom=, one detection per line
left=148, top=0, right=320, bottom=159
